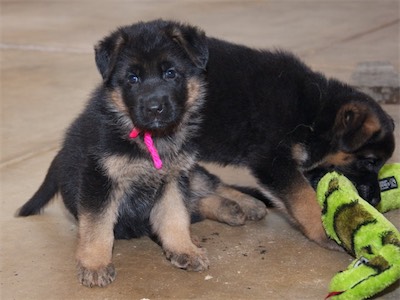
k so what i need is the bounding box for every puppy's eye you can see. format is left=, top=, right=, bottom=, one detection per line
left=127, top=73, right=139, bottom=84
left=363, top=157, right=378, bottom=170
left=165, top=68, right=176, bottom=79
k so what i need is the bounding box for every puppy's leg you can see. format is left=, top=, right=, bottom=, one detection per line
left=75, top=164, right=121, bottom=287
left=76, top=209, right=116, bottom=287
left=283, top=177, right=337, bottom=249
left=254, top=160, right=338, bottom=250
left=150, top=179, right=209, bottom=271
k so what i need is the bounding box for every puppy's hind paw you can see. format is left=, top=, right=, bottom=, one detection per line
left=243, top=199, right=268, bottom=221
left=217, top=199, right=247, bottom=226
left=77, top=263, right=116, bottom=287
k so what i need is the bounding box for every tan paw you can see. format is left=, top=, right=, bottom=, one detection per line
left=241, top=199, right=268, bottom=221
left=303, top=221, right=343, bottom=252
left=217, top=199, right=247, bottom=226
left=315, top=237, right=344, bottom=252
left=77, top=263, right=116, bottom=287
left=165, top=247, right=209, bottom=271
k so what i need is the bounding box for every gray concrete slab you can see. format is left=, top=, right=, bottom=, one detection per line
left=1, top=1, right=399, bottom=299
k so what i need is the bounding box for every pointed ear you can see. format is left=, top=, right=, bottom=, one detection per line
left=94, top=30, right=126, bottom=81
left=333, top=103, right=381, bottom=152
left=166, top=23, right=209, bottom=70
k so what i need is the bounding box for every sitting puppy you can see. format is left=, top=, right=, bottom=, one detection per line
left=17, top=20, right=266, bottom=287
left=195, top=38, right=395, bottom=249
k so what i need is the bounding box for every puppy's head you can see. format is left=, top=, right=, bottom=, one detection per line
left=94, top=19, right=208, bottom=135
left=317, top=87, right=395, bottom=206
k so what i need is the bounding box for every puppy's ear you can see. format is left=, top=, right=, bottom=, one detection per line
left=334, top=102, right=381, bottom=152
left=166, top=23, right=209, bottom=70
left=94, top=30, right=126, bottom=81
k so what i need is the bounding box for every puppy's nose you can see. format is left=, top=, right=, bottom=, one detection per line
left=369, top=197, right=380, bottom=207
left=147, top=101, right=164, bottom=115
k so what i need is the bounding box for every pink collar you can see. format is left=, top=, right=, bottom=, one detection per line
left=129, top=128, right=163, bottom=169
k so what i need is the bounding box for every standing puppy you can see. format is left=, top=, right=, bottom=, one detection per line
left=196, top=38, right=395, bottom=249
left=17, top=20, right=267, bottom=287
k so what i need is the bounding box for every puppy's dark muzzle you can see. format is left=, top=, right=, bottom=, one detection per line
left=134, top=90, right=179, bottom=132
left=356, top=183, right=381, bottom=207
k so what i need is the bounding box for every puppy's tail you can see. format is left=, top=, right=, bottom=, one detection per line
left=17, top=155, right=59, bottom=217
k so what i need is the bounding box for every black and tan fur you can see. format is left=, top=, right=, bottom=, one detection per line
left=195, top=38, right=395, bottom=249
left=17, top=20, right=267, bottom=287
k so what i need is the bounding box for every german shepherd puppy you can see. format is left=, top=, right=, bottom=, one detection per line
left=195, top=38, right=395, bottom=249
left=17, top=20, right=267, bottom=287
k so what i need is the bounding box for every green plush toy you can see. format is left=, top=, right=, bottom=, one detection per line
left=377, top=163, right=400, bottom=213
left=316, top=163, right=400, bottom=300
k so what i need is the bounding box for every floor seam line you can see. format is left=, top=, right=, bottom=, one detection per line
left=0, top=43, right=91, bottom=54
left=301, top=18, right=400, bottom=57
left=0, top=145, right=59, bottom=169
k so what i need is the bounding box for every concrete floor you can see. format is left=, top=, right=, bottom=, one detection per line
left=1, top=1, right=399, bottom=299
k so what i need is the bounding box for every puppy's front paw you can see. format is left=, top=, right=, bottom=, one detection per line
left=316, top=237, right=344, bottom=252
left=78, top=263, right=116, bottom=287
left=304, top=222, right=343, bottom=252
left=165, top=247, right=209, bottom=271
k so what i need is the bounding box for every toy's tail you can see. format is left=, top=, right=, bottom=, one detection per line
left=17, top=155, right=59, bottom=216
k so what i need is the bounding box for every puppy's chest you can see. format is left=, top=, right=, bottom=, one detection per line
left=100, top=151, right=194, bottom=186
